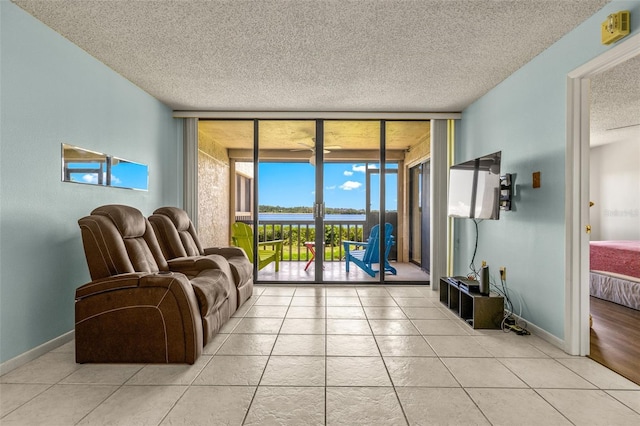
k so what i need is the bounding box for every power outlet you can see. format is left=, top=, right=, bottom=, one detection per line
left=499, top=267, right=506, bottom=280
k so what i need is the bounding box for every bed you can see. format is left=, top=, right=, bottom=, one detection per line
left=590, top=240, right=640, bottom=311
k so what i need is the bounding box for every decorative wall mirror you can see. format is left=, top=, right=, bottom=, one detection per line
left=61, top=144, right=148, bottom=191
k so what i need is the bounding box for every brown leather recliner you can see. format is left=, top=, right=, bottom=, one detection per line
left=76, top=204, right=232, bottom=364
left=149, top=207, right=253, bottom=311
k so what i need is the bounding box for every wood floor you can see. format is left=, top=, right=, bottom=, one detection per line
left=589, top=296, right=640, bottom=385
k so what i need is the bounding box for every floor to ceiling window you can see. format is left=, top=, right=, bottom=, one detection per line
left=197, top=119, right=431, bottom=285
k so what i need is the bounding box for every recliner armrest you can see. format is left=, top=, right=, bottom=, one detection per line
left=203, top=246, right=248, bottom=260
left=167, top=255, right=231, bottom=275
left=75, top=272, right=172, bottom=299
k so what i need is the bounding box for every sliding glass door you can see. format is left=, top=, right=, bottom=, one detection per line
left=198, top=118, right=431, bottom=285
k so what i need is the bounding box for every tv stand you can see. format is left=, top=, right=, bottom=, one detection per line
left=439, top=277, right=504, bottom=329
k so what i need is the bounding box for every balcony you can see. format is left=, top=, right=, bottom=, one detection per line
left=238, top=216, right=430, bottom=284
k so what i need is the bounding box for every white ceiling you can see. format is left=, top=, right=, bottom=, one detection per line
left=12, top=0, right=638, bottom=147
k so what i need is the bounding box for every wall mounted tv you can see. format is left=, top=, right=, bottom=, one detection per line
left=448, top=151, right=501, bottom=220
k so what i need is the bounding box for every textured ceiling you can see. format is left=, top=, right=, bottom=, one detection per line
left=13, top=0, right=637, bottom=148
left=14, top=0, right=611, bottom=113
left=590, top=54, right=640, bottom=147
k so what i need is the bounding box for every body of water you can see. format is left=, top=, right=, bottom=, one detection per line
left=259, top=213, right=366, bottom=222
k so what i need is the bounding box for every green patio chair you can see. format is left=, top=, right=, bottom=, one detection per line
left=231, top=222, right=283, bottom=272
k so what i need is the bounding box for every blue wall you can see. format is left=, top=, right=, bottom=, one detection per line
left=0, top=2, right=182, bottom=363
left=456, top=1, right=640, bottom=339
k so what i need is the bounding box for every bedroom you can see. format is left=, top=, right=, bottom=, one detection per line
left=588, top=52, right=640, bottom=385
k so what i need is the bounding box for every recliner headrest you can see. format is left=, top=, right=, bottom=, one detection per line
left=92, top=204, right=146, bottom=238
left=153, top=207, right=191, bottom=231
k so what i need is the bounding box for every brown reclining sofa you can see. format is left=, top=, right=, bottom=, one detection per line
left=75, top=204, right=250, bottom=364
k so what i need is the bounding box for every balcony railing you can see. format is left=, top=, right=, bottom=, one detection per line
left=255, top=219, right=366, bottom=262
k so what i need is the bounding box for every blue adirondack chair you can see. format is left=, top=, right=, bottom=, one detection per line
left=343, top=223, right=397, bottom=277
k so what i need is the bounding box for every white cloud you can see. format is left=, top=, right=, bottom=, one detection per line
left=326, top=185, right=336, bottom=190
left=340, top=181, right=362, bottom=191
left=343, top=170, right=353, bottom=176
left=352, top=164, right=378, bottom=173
left=110, top=174, right=122, bottom=184
left=82, top=174, right=98, bottom=184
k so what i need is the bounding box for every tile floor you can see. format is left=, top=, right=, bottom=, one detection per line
left=2, top=285, right=640, bottom=425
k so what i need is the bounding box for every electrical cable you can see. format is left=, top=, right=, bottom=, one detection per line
left=468, top=219, right=481, bottom=279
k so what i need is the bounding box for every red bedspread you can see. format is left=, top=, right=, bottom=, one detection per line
left=590, top=240, right=640, bottom=279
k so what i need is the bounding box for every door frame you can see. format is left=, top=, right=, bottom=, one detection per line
left=565, top=32, right=640, bottom=355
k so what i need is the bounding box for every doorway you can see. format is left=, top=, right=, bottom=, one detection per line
left=565, top=32, right=640, bottom=358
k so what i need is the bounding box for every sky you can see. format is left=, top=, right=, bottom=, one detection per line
left=258, top=161, right=398, bottom=211
left=67, top=160, right=148, bottom=190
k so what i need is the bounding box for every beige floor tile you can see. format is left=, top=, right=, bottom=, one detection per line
left=244, top=305, right=289, bottom=318
left=0, top=384, right=117, bottom=426
left=126, top=356, right=211, bottom=385
left=401, top=307, right=449, bottom=319
left=293, top=287, right=326, bottom=297
left=160, top=385, right=255, bottom=425
left=202, top=332, right=230, bottom=354
left=473, top=334, right=549, bottom=358
left=77, top=385, right=187, bottom=425
left=326, top=287, right=358, bottom=297
left=425, top=336, right=492, bottom=357
left=606, top=390, right=640, bottom=414
left=557, top=357, right=640, bottom=390
left=500, top=358, right=597, bottom=389
left=369, top=319, right=420, bottom=335
left=219, top=317, right=241, bottom=333
left=50, top=340, right=75, bottom=353
left=0, top=353, right=80, bottom=384
left=253, top=295, right=292, bottom=306
left=375, top=335, right=436, bottom=357
left=537, top=389, right=640, bottom=425
left=244, top=386, right=325, bottom=425
left=260, top=356, right=325, bottom=386
left=216, top=334, right=277, bottom=355
left=60, top=363, right=143, bottom=385
left=356, top=287, right=391, bottom=297
left=384, top=357, right=459, bottom=387
left=412, top=319, right=471, bottom=336
left=0, top=383, right=50, bottom=417
left=387, top=287, right=424, bottom=298
left=359, top=296, right=398, bottom=306
left=232, top=317, right=283, bottom=334
left=396, top=387, right=490, bottom=426
left=527, top=335, right=577, bottom=358
left=467, top=388, right=571, bottom=425
left=279, top=318, right=326, bottom=334
left=326, top=306, right=365, bottom=319
left=231, top=303, right=252, bottom=318
left=286, top=306, right=326, bottom=318
left=192, top=355, right=268, bottom=385
left=290, top=296, right=326, bottom=306
left=327, top=335, right=379, bottom=356
left=260, top=286, right=296, bottom=296
left=326, top=356, right=391, bottom=386
left=326, top=319, right=372, bottom=334
left=326, top=296, right=362, bottom=306
left=326, top=387, right=407, bottom=425
left=393, top=297, right=436, bottom=307
left=363, top=306, right=407, bottom=319
left=442, top=357, right=528, bottom=388
left=272, top=334, right=325, bottom=356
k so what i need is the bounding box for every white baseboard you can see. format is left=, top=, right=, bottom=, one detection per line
left=512, top=314, right=564, bottom=350
left=0, top=330, right=75, bottom=376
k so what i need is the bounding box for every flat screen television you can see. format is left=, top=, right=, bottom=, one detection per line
left=448, top=151, right=501, bottom=220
